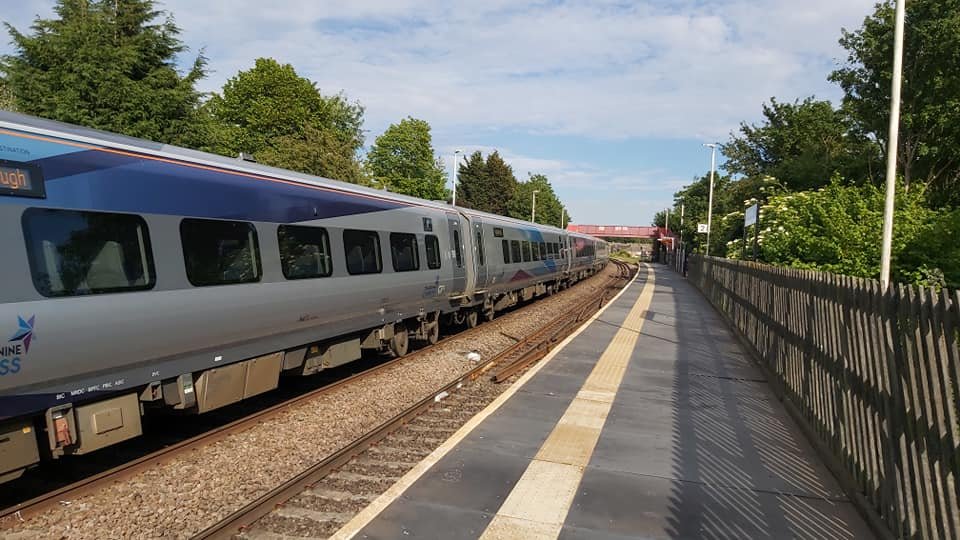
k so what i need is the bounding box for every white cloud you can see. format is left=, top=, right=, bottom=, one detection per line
left=1, top=0, right=876, bottom=224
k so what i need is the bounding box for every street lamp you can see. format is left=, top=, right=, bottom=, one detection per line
left=880, top=0, right=906, bottom=289
left=452, top=149, right=463, bottom=206
left=531, top=189, right=540, bottom=222
left=703, top=142, right=719, bottom=256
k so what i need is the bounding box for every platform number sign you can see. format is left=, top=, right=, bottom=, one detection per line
left=697, top=223, right=709, bottom=234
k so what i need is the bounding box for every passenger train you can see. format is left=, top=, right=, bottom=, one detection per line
left=0, top=111, right=608, bottom=483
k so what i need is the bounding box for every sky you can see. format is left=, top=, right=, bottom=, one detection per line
left=1, top=0, right=876, bottom=226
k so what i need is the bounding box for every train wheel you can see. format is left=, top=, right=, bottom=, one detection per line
left=465, top=309, right=479, bottom=329
left=390, top=327, right=409, bottom=357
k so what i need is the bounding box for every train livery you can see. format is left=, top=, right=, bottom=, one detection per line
left=0, top=111, right=608, bottom=483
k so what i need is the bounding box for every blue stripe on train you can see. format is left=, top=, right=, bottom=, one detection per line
left=0, top=137, right=405, bottom=222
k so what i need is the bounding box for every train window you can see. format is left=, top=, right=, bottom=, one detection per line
left=502, top=239, right=510, bottom=264
left=390, top=233, right=420, bottom=272
left=344, top=229, right=382, bottom=275
left=181, top=218, right=261, bottom=286
left=540, top=242, right=547, bottom=260
left=278, top=225, right=332, bottom=279
left=532, top=242, right=540, bottom=261
left=23, top=208, right=156, bottom=297
left=453, top=230, right=463, bottom=267
left=522, top=241, right=531, bottom=262
left=511, top=240, right=521, bottom=262
left=475, top=230, right=485, bottom=266
left=555, top=242, right=561, bottom=256
left=425, top=234, right=441, bottom=269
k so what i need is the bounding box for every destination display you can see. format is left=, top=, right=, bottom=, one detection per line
left=0, top=160, right=45, bottom=198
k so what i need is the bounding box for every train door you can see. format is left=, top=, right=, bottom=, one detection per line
left=446, top=212, right=466, bottom=295
left=560, top=234, right=571, bottom=272
left=473, top=217, right=488, bottom=288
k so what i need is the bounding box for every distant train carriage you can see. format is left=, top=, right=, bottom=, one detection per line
left=0, top=111, right=607, bottom=483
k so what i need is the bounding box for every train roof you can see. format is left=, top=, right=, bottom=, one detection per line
left=0, top=111, right=603, bottom=241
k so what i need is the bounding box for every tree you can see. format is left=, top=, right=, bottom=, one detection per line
left=456, top=151, right=517, bottom=215
left=831, top=0, right=960, bottom=206
left=759, top=181, right=935, bottom=282
left=0, top=78, right=14, bottom=111
left=366, top=117, right=448, bottom=200
left=722, top=97, right=879, bottom=191
left=197, top=58, right=365, bottom=183
left=2, top=0, right=206, bottom=143
left=455, top=151, right=488, bottom=209
left=508, top=173, right=567, bottom=226
left=669, top=172, right=735, bottom=255
left=898, top=208, right=960, bottom=288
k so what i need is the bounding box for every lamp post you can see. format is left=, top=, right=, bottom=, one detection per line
left=703, top=143, right=719, bottom=256
left=880, top=0, right=906, bottom=290
left=531, top=190, right=540, bottom=222
left=452, top=149, right=463, bottom=206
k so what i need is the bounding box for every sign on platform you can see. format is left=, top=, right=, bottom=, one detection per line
left=697, top=223, right=709, bottom=234
left=744, top=204, right=758, bottom=227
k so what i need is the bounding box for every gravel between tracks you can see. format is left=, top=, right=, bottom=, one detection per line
left=1, top=265, right=618, bottom=540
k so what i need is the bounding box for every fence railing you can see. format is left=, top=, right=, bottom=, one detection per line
left=686, top=255, right=959, bottom=540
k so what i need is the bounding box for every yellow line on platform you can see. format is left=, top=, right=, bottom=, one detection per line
left=480, top=264, right=656, bottom=540
left=329, top=266, right=645, bottom=540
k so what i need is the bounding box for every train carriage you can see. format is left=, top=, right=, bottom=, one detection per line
left=0, top=111, right=607, bottom=483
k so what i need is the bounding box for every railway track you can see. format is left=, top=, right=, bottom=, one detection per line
left=196, top=260, right=634, bottom=539
left=0, top=261, right=633, bottom=536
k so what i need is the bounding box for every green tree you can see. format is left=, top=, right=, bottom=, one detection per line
left=759, top=181, right=934, bottom=281
left=2, top=0, right=205, bottom=143
left=669, top=172, right=735, bottom=255
left=0, top=78, right=14, bottom=111
left=898, top=208, right=960, bottom=288
left=831, top=0, right=960, bottom=206
left=366, top=117, right=447, bottom=200
left=456, top=151, right=517, bottom=215
left=722, top=97, right=880, bottom=191
left=455, top=151, right=488, bottom=209
left=197, top=58, right=364, bottom=183
left=508, top=173, right=567, bottom=226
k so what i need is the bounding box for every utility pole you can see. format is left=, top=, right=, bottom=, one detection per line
left=531, top=190, right=540, bottom=222
left=880, top=0, right=906, bottom=289
left=452, top=149, right=462, bottom=206
left=561, top=208, right=566, bottom=229
left=703, top=143, right=719, bottom=257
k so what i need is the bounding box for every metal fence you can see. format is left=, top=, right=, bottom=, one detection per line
left=687, top=255, right=960, bottom=540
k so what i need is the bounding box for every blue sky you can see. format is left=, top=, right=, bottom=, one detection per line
left=2, top=0, right=876, bottom=225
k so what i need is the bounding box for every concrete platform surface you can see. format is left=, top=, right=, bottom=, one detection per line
left=340, top=265, right=874, bottom=540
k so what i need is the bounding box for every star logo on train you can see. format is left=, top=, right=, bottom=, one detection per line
left=9, top=316, right=35, bottom=353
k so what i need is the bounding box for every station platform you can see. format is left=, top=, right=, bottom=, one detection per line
left=334, top=264, right=874, bottom=539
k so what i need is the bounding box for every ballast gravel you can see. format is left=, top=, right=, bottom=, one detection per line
left=1, top=266, right=619, bottom=540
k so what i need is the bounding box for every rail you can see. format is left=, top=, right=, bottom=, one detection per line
left=194, top=261, right=634, bottom=539
left=0, top=293, right=540, bottom=522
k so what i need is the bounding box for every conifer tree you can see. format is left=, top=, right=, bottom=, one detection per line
left=455, top=151, right=488, bottom=209
left=2, top=0, right=206, bottom=143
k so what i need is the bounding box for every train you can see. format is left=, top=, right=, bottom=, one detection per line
left=0, top=111, right=608, bottom=484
